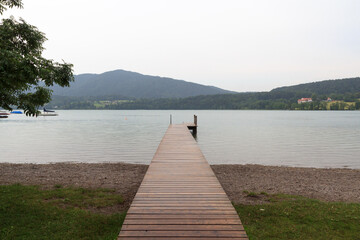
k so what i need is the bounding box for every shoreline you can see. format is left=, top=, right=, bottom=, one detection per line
left=1, top=162, right=359, bottom=206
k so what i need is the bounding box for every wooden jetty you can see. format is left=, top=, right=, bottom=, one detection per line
left=118, top=122, right=248, bottom=239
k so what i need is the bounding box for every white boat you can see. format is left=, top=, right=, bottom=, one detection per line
left=38, top=112, right=58, bottom=116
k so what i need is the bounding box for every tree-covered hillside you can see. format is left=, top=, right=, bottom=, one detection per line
left=46, top=77, right=360, bottom=110
left=50, top=69, right=234, bottom=98
left=272, top=77, right=360, bottom=95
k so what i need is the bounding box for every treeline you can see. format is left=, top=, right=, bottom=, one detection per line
left=46, top=91, right=360, bottom=110
left=272, top=77, right=360, bottom=95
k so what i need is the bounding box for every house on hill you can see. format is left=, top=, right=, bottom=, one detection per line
left=298, top=98, right=313, bottom=104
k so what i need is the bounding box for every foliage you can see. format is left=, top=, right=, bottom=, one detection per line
left=0, top=184, right=125, bottom=240
left=0, top=0, right=22, bottom=14
left=235, top=194, right=360, bottom=240
left=0, top=0, right=73, bottom=116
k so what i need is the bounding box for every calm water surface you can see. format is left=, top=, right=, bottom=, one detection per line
left=1, top=110, right=359, bottom=168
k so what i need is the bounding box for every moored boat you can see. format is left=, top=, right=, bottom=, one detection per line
left=11, top=110, right=23, bottom=114
left=38, top=112, right=58, bottom=116
left=0, top=111, right=10, bottom=118
left=38, top=108, right=58, bottom=116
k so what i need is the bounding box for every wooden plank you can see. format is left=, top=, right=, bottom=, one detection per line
left=118, top=124, right=247, bottom=239
left=125, top=214, right=240, bottom=219
left=131, top=202, right=232, bottom=206
left=129, top=206, right=234, bottom=209
left=127, top=209, right=237, bottom=215
left=121, top=224, right=244, bottom=231
left=123, top=219, right=243, bottom=225
left=120, top=238, right=248, bottom=240
left=119, top=230, right=247, bottom=237
left=133, top=198, right=229, bottom=201
left=134, top=194, right=227, bottom=198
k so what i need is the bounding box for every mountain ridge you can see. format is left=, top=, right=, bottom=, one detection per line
left=47, top=76, right=360, bottom=110
left=271, top=77, right=360, bottom=94
left=51, top=69, right=235, bottom=98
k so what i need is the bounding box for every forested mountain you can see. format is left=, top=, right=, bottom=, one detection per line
left=50, top=69, right=234, bottom=98
left=272, top=77, right=360, bottom=95
left=47, top=76, right=360, bottom=110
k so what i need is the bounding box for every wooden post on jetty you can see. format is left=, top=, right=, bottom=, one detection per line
left=118, top=118, right=248, bottom=239
left=187, top=114, right=197, bottom=135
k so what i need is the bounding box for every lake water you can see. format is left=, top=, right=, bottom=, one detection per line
left=1, top=110, right=359, bottom=168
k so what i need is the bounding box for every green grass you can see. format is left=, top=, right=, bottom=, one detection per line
left=235, top=193, right=360, bottom=240
left=0, top=184, right=126, bottom=240
left=94, top=102, right=105, bottom=108
left=94, top=100, right=133, bottom=108
left=326, top=101, right=355, bottom=110
left=2, top=184, right=360, bottom=240
left=41, top=185, right=123, bottom=208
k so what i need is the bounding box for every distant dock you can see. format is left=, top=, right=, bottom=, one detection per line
left=118, top=118, right=248, bottom=239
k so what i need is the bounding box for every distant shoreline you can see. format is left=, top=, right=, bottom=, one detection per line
left=1, top=162, right=359, bottom=205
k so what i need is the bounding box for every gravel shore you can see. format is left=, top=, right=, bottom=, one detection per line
left=1, top=163, right=359, bottom=209
left=211, top=164, right=360, bottom=204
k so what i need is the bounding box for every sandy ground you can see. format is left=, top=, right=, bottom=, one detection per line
left=211, top=164, right=360, bottom=204
left=0, top=163, right=359, bottom=211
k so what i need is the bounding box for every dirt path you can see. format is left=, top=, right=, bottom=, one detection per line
left=1, top=163, right=359, bottom=209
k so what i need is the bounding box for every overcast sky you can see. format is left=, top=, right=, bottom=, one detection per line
left=3, top=0, right=360, bottom=92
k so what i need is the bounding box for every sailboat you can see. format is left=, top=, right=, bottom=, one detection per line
left=38, top=108, right=58, bottom=116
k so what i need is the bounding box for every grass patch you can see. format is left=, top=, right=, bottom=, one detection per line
left=242, top=190, right=268, bottom=199
left=43, top=185, right=123, bottom=209
left=0, top=184, right=126, bottom=240
left=247, top=192, right=259, bottom=198
left=235, top=194, right=360, bottom=240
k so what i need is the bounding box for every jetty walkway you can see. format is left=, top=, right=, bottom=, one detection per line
left=118, top=124, right=248, bottom=239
